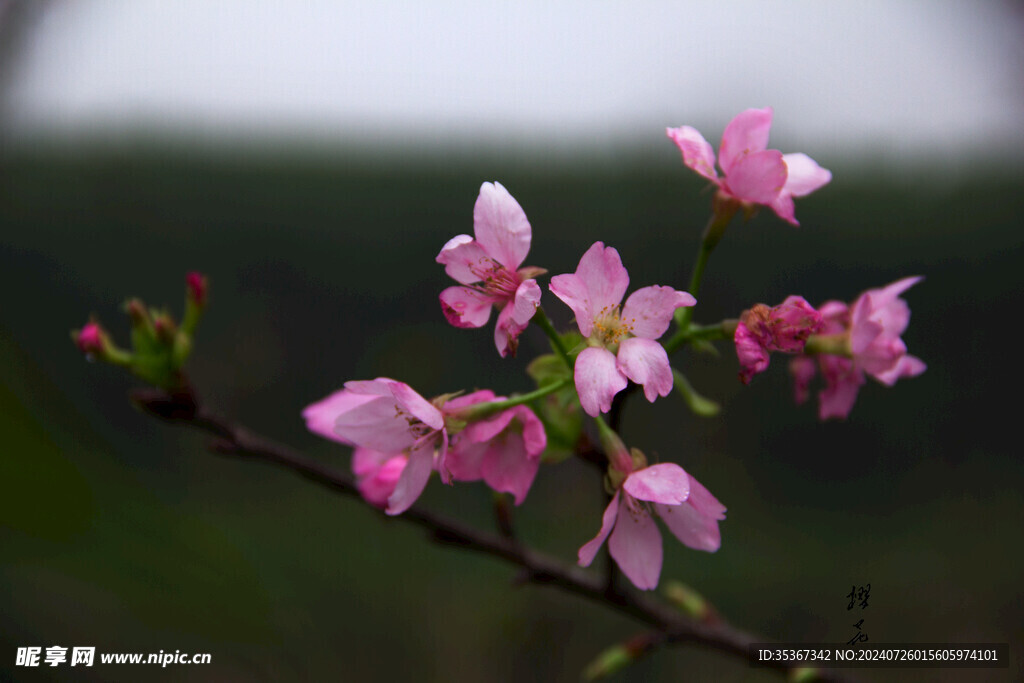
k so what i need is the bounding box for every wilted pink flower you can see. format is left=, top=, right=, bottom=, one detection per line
left=437, top=182, right=545, bottom=357
left=550, top=242, right=695, bottom=417
left=578, top=462, right=725, bottom=590
left=443, top=390, right=546, bottom=504
left=667, top=108, right=831, bottom=225
left=734, top=296, right=823, bottom=383
left=791, top=277, right=926, bottom=419
left=303, top=378, right=447, bottom=515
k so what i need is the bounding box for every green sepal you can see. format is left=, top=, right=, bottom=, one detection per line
left=672, top=368, right=720, bottom=417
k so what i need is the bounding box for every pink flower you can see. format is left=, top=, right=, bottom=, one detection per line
left=734, top=296, right=823, bottom=384
left=790, top=277, right=926, bottom=419
left=303, top=378, right=447, bottom=515
left=578, top=463, right=726, bottom=590
left=437, top=182, right=545, bottom=357
left=667, top=108, right=831, bottom=226
left=443, top=390, right=547, bottom=504
left=549, top=242, right=695, bottom=417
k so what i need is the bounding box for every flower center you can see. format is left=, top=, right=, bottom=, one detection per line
left=469, top=259, right=522, bottom=302
left=394, top=405, right=434, bottom=439
left=591, top=305, right=634, bottom=347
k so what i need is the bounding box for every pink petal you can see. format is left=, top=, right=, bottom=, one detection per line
left=656, top=475, right=725, bottom=552
left=818, top=300, right=850, bottom=333
left=386, top=435, right=436, bottom=515
left=333, top=396, right=420, bottom=452
left=436, top=235, right=493, bottom=285
left=734, top=322, right=770, bottom=384
left=445, top=439, right=487, bottom=482
left=461, top=406, right=518, bottom=444
left=621, top=285, right=696, bottom=339
left=549, top=273, right=595, bottom=337
left=868, top=276, right=922, bottom=311
left=302, top=389, right=378, bottom=444
left=512, top=405, right=547, bottom=458
left=494, top=303, right=529, bottom=358
left=623, top=463, right=690, bottom=505
left=575, top=347, right=628, bottom=417
left=769, top=296, right=823, bottom=352
left=389, top=382, right=445, bottom=430
left=343, top=378, right=399, bottom=397
left=874, top=354, right=926, bottom=386
left=608, top=498, right=663, bottom=590
left=439, top=286, right=493, bottom=329
left=481, top=431, right=541, bottom=505
left=510, top=279, right=541, bottom=326
left=858, top=336, right=906, bottom=379
left=718, top=107, right=773, bottom=175
left=578, top=492, right=620, bottom=567
left=770, top=192, right=798, bottom=226
left=352, top=446, right=393, bottom=478
left=818, top=357, right=864, bottom=420
left=789, top=356, right=817, bottom=405
left=473, top=181, right=532, bottom=271
left=666, top=126, right=719, bottom=181
left=357, top=453, right=408, bottom=509
left=781, top=153, right=831, bottom=197
left=616, top=337, right=673, bottom=403
left=575, top=241, right=629, bottom=317
left=721, top=149, right=787, bottom=205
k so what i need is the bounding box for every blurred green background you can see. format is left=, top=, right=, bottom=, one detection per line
left=1, top=143, right=1021, bottom=681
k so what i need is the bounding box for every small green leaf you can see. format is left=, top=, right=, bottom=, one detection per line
left=672, top=368, right=721, bottom=417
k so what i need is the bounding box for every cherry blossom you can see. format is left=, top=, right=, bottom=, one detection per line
left=667, top=108, right=831, bottom=225
left=550, top=242, right=695, bottom=416
left=578, top=462, right=726, bottom=590
left=437, top=182, right=545, bottom=357
left=304, top=378, right=447, bottom=515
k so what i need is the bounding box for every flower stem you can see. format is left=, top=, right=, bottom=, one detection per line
left=804, top=332, right=852, bottom=357
left=663, top=318, right=738, bottom=355
left=533, top=306, right=575, bottom=373
left=454, top=376, right=571, bottom=421
left=674, top=200, right=738, bottom=332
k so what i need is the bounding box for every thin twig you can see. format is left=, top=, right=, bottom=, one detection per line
left=129, top=387, right=855, bottom=683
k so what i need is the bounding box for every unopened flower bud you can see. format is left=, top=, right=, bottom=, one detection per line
left=71, top=320, right=131, bottom=366
left=186, top=272, right=207, bottom=307
left=75, top=321, right=105, bottom=355
left=152, top=312, right=178, bottom=345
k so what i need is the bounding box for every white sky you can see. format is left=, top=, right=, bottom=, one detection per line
left=2, top=0, right=1022, bottom=165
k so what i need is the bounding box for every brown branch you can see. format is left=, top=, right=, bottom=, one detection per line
left=130, top=387, right=855, bottom=683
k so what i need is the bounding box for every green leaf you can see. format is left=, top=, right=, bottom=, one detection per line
left=672, top=368, right=721, bottom=417
left=526, top=353, right=568, bottom=387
